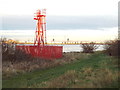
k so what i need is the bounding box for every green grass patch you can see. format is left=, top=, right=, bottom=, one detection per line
left=3, top=52, right=119, bottom=88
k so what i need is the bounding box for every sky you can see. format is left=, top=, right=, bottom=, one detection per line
left=0, top=0, right=119, bottom=42
left=0, top=0, right=119, bottom=16
left=1, top=15, right=117, bottom=30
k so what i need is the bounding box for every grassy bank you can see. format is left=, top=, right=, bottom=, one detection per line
left=3, top=52, right=119, bottom=88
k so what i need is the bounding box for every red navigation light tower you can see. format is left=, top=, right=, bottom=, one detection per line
left=16, top=9, right=63, bottom=60
left=34, top=9, right=47, bottom=46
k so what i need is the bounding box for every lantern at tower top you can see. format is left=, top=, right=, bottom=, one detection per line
left=34, top=9, right=46, bottom=20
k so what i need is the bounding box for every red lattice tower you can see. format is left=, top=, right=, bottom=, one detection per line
left=16, top=9, right=63, bottom=59
left=34, top=9, right=47, bottom=46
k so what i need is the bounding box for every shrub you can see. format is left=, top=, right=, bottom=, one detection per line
left=104, top=40, right=120, bottom=58
left=81, top=42, right=98, bottom=53
left=1, top=38, right=31, bottom=61
left=1, top=38, right=15, bottom=61
left=14, top=48, right=32, bottom=61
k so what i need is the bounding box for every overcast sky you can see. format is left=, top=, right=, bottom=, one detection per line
left=0, top=0, right=119, bottom=30
left=0, top=0, right=119, bottom=16
left=0, top=0, right=119, bottom=42
left=1, top=15, right=117, bottom=30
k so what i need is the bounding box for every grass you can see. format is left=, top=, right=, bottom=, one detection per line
left=37, top=68, right=118, bottom=88
left=2, top=52, right=119, bottom=88
left=2, top=52, right=88, bottom=78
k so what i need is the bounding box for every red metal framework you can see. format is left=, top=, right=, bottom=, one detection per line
left=16, top=9, right=63, bottom=60
left=34, top=9, right=47, bottom=46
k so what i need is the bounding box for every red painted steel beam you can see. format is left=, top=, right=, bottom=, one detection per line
left=34, top=9, right=46, bottom=46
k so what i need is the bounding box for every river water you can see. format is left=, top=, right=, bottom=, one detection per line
left=62, top=45, right=105, bottom=52
left=18, top=44, right=105, bottom=52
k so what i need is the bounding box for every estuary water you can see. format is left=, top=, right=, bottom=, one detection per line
left=18, top=44, right=105, bottom=52
left=62, top=45, right=105, bottom=52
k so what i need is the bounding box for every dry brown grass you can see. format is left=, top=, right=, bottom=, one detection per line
left=3, top=51, right=118, bottom=88
left=72, top=68, right=118, bottom=88
left=32, top=67, right=118, bottom=88
left=30, top=70, right=78, bottom=88
left=2, top=52, right=88, bottom=78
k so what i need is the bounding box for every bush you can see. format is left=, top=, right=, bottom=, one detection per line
left=1, top=38, right=15, bottom=61
left=104, top=40, right=120, bottom=58
left=1, top=38, right=31, bottom=61
left=81, top=42, right=98, bottom=53
left=14, top=48, right=32, bottom=61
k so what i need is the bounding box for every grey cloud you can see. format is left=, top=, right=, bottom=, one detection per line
left=1, top=15, right=117, bottom=30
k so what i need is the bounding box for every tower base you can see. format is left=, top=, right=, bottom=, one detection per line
left=16, top=45, right=63, bottom=60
